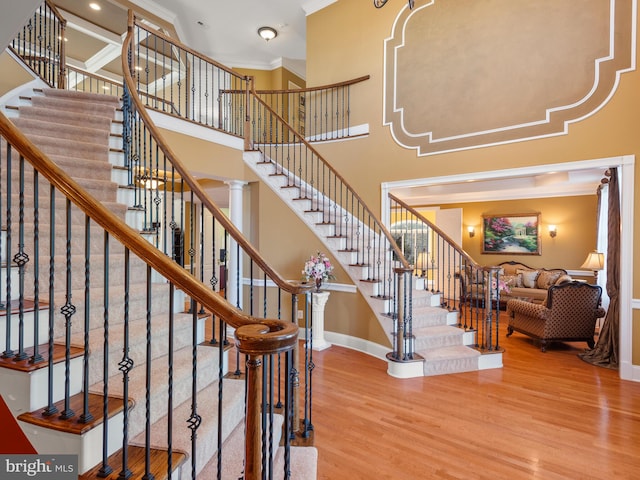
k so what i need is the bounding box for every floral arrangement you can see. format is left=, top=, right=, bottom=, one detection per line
left=302, top=252, right=335, bottom=283
left=491, top=277, right=511, bottom=295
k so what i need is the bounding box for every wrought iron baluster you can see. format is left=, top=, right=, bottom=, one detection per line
left=13, top=155, right=29, bottom=361
left=30, top=168, right=42, bottom=365
left=187, top=298, right=201, bottom=480
left=118, top=247, right=133, bottom=479
left=79, top=214, right=93, bottom=423
left=43, top=185, right=57, bottom=416
left=143, top=265, right=153, bottom=480
left=99, top=231, right=112, bottom=477
left=59, top=199, right=75, bottom=420
left=167, top=283, right=174, bottom=479
left=3, top=143, right=13, bottom=359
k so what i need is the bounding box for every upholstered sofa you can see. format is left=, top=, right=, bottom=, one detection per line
left=505, top=281, right=605, bottom=352
left=459, top=261, right=571, bottom=309
left=498, top=261, right=571, bottom=303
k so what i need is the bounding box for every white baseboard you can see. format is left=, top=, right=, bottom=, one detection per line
left=323, top=331, right=390, bottom=361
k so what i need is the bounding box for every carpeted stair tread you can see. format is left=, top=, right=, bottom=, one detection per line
left=29, top=97, right=118, bottom=118
left=135, top=378, right=246, bottom=477
left=274, top=446, right=319, bottom=480
left=16, top=132, right=109, bottom=160
left=91, top=344, right=221, bottom=441
left=43, top=154, right=113, bottom=180
left=413, top=325, right=466, bottom=350
left=41, top=88, right=121, bottom=105
left=16, top=105, right=114, bottom=130
left=415, top=345, right=480, bottom=376
left=197, top=406, right=283, bottom=479
left=74, top=310, right=203, bottom=387
left=12, top=117, right=111, bottom=145
left=411, top=305, right=450, bottom=327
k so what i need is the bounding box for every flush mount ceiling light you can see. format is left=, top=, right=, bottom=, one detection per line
left=258, top=26, right=277, bottom=41
left=89, top=2, right=101, bottom=11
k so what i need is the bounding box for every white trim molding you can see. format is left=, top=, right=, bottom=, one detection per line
left=382, top=155, right=636, bottom=382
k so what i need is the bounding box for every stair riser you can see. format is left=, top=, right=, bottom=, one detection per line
left=0, top=308, right=49, bottom=351
left=0, top=356, right=83, bottom=415
left=414, top=335, right=464, bottom=350
left=19, top=412, right=124, bottom=474
left=423, top=356, right=479, bottom=376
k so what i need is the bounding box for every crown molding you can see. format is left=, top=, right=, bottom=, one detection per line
left=302, top=0, right=337, bottom=16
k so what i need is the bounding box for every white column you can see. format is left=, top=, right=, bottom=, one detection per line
left=225, top=180, right=247, bottom=310
left=309, top=291, right=331, bottom=351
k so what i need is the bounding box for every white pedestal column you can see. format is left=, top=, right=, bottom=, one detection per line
left=225, top=180, right=247, bottom=310
left=310, top=291, right=331, bottom=351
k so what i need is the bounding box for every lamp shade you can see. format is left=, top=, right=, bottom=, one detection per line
left=581, top=250, right=605, bottom=270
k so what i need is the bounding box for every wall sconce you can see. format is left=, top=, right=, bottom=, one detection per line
left=548, top=225, right=557, bottom=238
left=467, top=226, right=475, bottom=238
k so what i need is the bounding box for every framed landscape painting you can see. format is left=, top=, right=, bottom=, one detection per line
left=482, top=213, right=540, bottom=255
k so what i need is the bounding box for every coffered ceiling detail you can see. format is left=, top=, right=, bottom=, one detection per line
left=383, top=0, right=636, bottom=156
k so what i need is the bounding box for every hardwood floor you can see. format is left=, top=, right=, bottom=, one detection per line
left=308, top=330, right=640, bottom=479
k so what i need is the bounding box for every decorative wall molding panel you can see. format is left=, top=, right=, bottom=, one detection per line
left=383, top=0, right=636, bottom=155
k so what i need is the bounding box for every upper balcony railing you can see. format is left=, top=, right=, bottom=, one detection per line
left=127, top=19, right=249, bottom=138
left=9, top=0, right=66, bottom=89
left=66, top=65, right=124, bottom=98
left=251, top=76, right=370, bottom=142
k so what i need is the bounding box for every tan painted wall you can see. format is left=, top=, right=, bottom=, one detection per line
left=439, top=196, right=598, bottom=271
left=303, top=2, right=639, bottom=362
left=159, top=127, right=246, bottom=179
left=0, top=52, right=36, bottom=97
left=233, top=67, right=306, bottom=91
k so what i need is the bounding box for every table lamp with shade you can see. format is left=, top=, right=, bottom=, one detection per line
left=581, top=250, right=605, bottom=281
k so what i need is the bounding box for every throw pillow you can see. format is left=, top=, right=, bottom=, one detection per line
left=517, top=269, right=539, bottom=288
left=554, top=274, right=572, bottom=286
left=501, top=274, right=520, bottom=289
left=536, top=270, right=562, bottom=289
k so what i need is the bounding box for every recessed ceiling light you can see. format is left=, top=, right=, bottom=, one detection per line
left=89, top=3, right=101, bottom=11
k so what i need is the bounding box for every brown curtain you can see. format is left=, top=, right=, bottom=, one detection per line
left=579, top=168, right=619, bottom=369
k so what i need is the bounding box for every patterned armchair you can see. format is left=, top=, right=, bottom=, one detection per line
left=505, top=281, right=605, bottom=352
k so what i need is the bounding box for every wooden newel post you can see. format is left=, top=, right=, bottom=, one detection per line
left=244, top=354, right=262, bottom=480
left=394, top=266, right=413, bottom=360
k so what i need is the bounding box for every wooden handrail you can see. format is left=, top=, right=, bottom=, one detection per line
left=0, top=112, right=298, bottom=355
left=45, top=0, right=66, bottom=22
left=132, top=17, right=241, bottom=81
left=123, top=10, right=308, bottom=296
left=253, top=75, right=370, bottom=95
left=219, top=75, right=370, bottom=96
left=250, top=90, right=411, bottom=270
